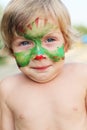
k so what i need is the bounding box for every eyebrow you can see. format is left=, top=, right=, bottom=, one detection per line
left=43, top=30, right=62, bottom=37
left=13, top=36, right=28, bottom=45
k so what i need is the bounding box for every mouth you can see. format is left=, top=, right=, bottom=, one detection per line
left=30, top=65, right=52, bottom=70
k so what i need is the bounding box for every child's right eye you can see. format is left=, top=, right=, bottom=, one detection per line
left=17, top=40, right=34, bottom=50
left=19, top=41, right=31, bottom=46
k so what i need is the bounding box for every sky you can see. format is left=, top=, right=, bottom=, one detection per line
left=0, top=0, right=87, bottom=26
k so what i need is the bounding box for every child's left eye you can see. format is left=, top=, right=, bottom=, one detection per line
left=46, top=38, right=55, bottom=42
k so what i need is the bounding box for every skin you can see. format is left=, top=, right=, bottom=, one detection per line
left=0, top=64, right=87, bottom=130
left=14, top=18, right=64, bottom=67
left=14, top=42, right=64, bottom=67
left=12, top=18, right=65, bottom=83
left=1, top=18, right=87, bottom=130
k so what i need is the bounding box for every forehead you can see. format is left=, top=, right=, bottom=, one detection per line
left=26, top=17, right=58, bottom=28
left=17, top=17, right=59, bottom=38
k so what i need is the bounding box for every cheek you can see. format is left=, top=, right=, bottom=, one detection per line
left=43, top=45, right=65, bottom=62
left=53, top=60, right=64, bottom=73
left=43, top=42, right=63, bottom=51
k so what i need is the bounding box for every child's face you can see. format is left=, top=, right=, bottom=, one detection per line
left=12, top=17, right=65, bottom=83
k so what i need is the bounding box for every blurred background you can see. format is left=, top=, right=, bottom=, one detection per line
left=0, top=0, right=87, bottom=80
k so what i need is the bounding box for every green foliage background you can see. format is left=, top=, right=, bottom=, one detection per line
left=74, top=25, right=87, bottom=35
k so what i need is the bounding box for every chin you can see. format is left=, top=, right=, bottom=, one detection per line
left=20, top=60, right=64, bottom=83
left=29, top=77, right=53, bottom=83
left=25, top=71, right=59, bottom=83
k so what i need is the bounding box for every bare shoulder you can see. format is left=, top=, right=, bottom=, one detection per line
left=65, top=63, right=87, bottom=79
left=66, top=62, right=87, bottom=72
left=0, top=73, right=28, bottom=100
left=72, top=63, right=87, bottom=72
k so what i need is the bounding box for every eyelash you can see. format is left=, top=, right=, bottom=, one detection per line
left=44, top=37, right=57, bottom=44
left=17, top=36, right=57, bottom=48
left=46, top=38, right=56, bottom=42
left=19, top=41, right=32, bottom=46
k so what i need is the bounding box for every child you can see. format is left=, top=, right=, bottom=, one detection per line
left=0, top=0, right=87, bottom=130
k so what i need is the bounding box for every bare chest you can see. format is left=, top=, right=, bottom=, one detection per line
left=8, top=83, right=86, bottom=130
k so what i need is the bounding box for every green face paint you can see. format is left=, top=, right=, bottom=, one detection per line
left=18, top=17, right=57, bottom=39
left=14, top=38, right=64, bottom=67
left=15, top=18, right=65, bottom=67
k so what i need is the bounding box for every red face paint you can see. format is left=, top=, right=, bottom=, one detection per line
left=34, top=55, right=46, bottom=60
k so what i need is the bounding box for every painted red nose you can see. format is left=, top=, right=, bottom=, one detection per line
left=35, top=55, right=45, bottom=60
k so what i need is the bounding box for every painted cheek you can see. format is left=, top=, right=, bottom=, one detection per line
left=14, top=45, right=64, bottom=67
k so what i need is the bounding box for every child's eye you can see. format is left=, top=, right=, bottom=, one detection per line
left=43, top=36, right=58, bottom=48
left=19, top=41, right=32, bottom=46
left=46, top=38, right=56, bottom=43
left=18, top=40, right=34, bottom=49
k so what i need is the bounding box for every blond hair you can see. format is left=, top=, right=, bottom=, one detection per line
left=0, top=0, right=77, bottom=54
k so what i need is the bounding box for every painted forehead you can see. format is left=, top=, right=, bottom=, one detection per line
left=17, top=17, right=58, bottom=38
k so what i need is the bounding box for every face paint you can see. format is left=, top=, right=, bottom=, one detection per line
left=14, top=38, right=64, bottom=67
left=15, top=18, right=65, bottom=67
left=17, top=17, right=57, bottom=39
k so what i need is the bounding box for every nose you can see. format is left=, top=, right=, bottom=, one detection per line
left=34, top=55, right=46, bottom=60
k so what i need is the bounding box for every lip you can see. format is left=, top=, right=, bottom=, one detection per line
left=30, top=65, right=52, bottom=70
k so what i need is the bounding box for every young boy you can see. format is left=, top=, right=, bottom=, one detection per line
left=0, top=0, right=87, bottom=130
